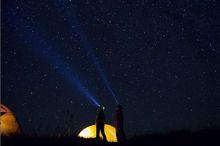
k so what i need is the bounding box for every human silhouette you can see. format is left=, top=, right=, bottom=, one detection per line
left=115, top=104, right=126, bottom=142
left=96, top=105, right=107, bottom=141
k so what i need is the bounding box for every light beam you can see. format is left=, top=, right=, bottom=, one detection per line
left=56, top=0, right=119, bottom=104
left=8, top=14, right=100, bottom=107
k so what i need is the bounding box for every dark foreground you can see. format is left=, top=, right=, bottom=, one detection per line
left=2, top=128, right=220, bottom=146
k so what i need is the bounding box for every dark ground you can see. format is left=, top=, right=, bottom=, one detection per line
left=2, top=128, right=220, bottom=146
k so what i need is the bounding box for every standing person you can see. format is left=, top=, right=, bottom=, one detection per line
left=115, top=104, right=126, bottom=143
left=96, top=105, right=107, bottom=141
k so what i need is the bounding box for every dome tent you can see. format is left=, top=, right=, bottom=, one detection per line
left=0, top=104, right=22, bottom=136
left=78, top=124, right=117, bottom=142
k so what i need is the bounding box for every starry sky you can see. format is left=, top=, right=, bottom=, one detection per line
left=2, top=0, right=220, bottom=136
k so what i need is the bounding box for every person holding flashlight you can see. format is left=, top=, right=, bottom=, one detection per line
left=115, top=104, right=126, bottom=143
left=95, top=105, right=107, bottom=141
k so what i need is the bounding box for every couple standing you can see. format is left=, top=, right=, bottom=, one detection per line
left=95, top=105, right=126, bottom=143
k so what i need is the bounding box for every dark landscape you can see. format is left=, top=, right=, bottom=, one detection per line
left=2, top=128, right=220, bottom=146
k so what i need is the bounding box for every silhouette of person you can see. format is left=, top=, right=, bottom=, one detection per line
left=96, top=105, right=107, bottom=141
left=115, top=104, right=126, bottom=143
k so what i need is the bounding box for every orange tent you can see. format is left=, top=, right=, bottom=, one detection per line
left=0, top=104, right=22, bottom=136
left=78, top=124, right=117, bottom=142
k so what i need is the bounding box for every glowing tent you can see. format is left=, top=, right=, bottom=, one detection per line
left=78, top=124, right=117, bottom=142
left=0, top=104, right=22, bottom=136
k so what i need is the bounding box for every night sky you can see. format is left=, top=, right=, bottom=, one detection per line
left=2, top=0, right=220, bottom=137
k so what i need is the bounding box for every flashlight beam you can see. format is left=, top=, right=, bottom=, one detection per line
left=56, top=0, right=119, bottom=104
left=8, top=13, right=100, bottom=107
